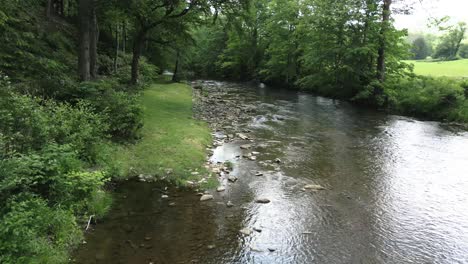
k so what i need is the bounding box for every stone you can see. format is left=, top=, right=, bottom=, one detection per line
left=226, top=201, right=234, bottom=207
left=304, top=184, right=326, bottom=190
left=239, top=228, right=252, bottom=235
left=275, top=158, right=282, bottom=163
left=255, top=172, right=263, bottom=176
left=268, top=247, right=276, bottom=252
left=253, top=227, right=262, bottom=232
left=200, top=194, right=214, bottom=201
left=237, top=133, right=249, bottom=140
left=144, top=236, right=152, bottom=241
left=251, top=151, right=260, bottom=155
left=249, top=156, right=257, bottom=161
left=161, top=195, right=169, bottom=199
left=240, top=144, right=252, bottom=149
left=216, top=186, right=226, bottom=192
left=255, top=198, right=270, bottom=204
left=228, top=175, right=238, bottom=182
left=207, top=244, right=216, bottom=250
left=250, top=245, right=263, bottom=252
left=169, top=202, right=176, bottom=207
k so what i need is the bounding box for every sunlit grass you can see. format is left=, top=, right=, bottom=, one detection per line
left=405, top=59, right=468, bottom=78
left=111, top=81, right=213, bottom=186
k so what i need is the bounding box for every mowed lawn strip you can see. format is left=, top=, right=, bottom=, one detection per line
left=112, top=82, right=212, bottom=184
left=405, top=59, right=468, bottom=78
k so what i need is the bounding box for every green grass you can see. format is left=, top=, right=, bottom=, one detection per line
left=110, top=81, right=213, bottom=186
left=405, top=59, right=468, bottom=78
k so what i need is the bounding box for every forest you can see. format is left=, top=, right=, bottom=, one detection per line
left=0, top=0, right=467, bottom=263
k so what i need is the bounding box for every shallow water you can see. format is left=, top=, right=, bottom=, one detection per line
left=74, top=82, right=468, bottom=264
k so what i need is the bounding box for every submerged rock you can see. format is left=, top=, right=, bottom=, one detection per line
left=304, top=184, right=326, bottom=190
left=228, top=175, right=238, bottom=182
left=239, top=228, right=252, bottom=235
left=255, top=198, right=271, bottom=204
left=200, top=194, right=214, bottom=201
left=240, top=144, right=252, bottom=149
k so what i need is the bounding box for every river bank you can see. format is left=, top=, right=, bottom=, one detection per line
left=108, top=81, right=213, bottom=186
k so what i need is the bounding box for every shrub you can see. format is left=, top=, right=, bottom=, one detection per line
left=75, top=81, right=143, bottom=141
left=386, top=76, right=466, bottom=120
left=0, top=194, right=82, bottom=264
left=45, top=101, right=107, bottom=161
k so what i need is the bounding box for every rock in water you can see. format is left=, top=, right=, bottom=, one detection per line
left=239, top=228, right=252, bottom=235
left=250, top=245, right=263, bottom=252
left=240, top=144, right=252, bottom=149
left=268, top=247, right=276, bottom=252
left=255, top=198, right=270, bottom=204
left=226, top=201, right=234, bottom=207
left=237, top=133, right=249, bottom=140
left=207, top=244, right=216, bottom=250
left=216, top=186, right=226, bottom=192
left=255, top=172, right=263, bottom=176
left=228, top=175, right=238, bottom=182
left=200, top=194, right=214, bottom=201
left=274, top=158, right=282, bottom=163
left=304, top=184, right=326, bottom=190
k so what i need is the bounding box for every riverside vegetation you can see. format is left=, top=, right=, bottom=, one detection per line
left=1, top=0, right=468, bottom=263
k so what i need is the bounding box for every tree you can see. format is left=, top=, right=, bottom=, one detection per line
left=411, top=37, right=430, bottom=60
left=117, top=0, right=247, bottom=84
left=460, top=43, right=468, bottom=59
left=78, top=0, right=91, bottom=81
left=376, top=0, right=391, bottom=84
left=434, top=22, right=467, bottom=60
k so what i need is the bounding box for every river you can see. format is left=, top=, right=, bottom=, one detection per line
left=74, top=81, right=468, bottom=264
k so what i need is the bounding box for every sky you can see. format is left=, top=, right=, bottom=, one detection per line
left=393, top=0, right=468, bottom=34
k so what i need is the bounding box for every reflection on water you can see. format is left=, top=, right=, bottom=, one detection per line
left=74, top=82, right=468, bottom=264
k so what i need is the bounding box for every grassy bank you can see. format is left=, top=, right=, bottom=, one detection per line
left=405, top=59, right=468, bottom=78
left=110, top=81, right=212, bottom=185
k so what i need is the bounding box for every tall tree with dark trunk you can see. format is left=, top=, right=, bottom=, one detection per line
left=376, top=0, right=391, bottom=83
left=89, top=0, right=99, bottom=79
left=78, top=0, right=91, bottom=81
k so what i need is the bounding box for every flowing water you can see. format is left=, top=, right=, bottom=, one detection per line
left=74, top=82, right=468, bottom=264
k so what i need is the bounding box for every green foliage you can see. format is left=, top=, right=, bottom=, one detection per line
left=460, top=44, right=468, bottom=59
left=433, top=22, right=467, bottom=60
left=0, top=194, right=82, bottom=264
left=386, top=76, right=467, bottom=121
left=77, top=80, right=143, bottom=141
left=411, top=37, right=430, bottom=60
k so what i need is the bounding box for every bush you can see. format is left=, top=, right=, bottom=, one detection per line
left=386, top=76, right=466, bottom=120
left=77, top=80, right=143, bottom=141
left=0, top=194, right=82, bottom=264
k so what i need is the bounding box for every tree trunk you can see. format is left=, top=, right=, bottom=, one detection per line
left=46, top=0, right=53, bottom=18
left=131, top=30, right=146, bottom=84
left=78, top=0, right=91, bottom=81
left=114, top=25, right=120, bottom=73
left=122, top=21, right=126, bottom=53
left=376, top=0, right=391, bottom=83
left=89, top=1, right=99, bottom=79
left=172, top=50, right=180, bottom=82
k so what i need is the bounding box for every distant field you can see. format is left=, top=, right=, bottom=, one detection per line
left=404, top=59, right=468, bottom=78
